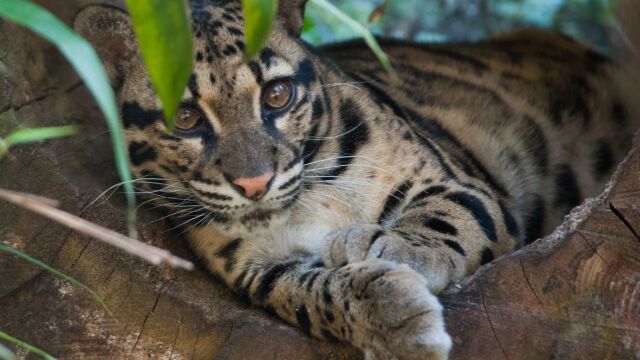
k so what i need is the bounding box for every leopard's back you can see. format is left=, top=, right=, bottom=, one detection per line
left=323, top=29, right=637, bottom=243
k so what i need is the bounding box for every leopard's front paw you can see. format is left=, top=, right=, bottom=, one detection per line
left=323, top=224, right=409, bottom=268
left=345, top=260, right=452, bottom=360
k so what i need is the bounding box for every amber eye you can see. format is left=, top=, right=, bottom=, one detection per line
left=263, top=80, right=294, bottom=110
left=175, top=107, right=204, bottom=130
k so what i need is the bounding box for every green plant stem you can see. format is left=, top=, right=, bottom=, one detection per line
left=0, top=331, right=55, bottom=360
left=0, top=244, right=113, bottom=317
left=309, top=0, right=396, bottom=76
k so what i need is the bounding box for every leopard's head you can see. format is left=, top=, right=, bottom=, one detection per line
left=74, top=0, right=321, bottom=234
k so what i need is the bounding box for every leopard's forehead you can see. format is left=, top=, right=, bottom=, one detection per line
left=190, top=0, right=245, bottom=67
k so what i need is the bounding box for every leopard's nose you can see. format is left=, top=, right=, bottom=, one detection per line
left=231, top=172, right=274, bottom=201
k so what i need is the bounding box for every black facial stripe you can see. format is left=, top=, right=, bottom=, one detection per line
left=311, top=97, right=325, bottom=120
left=193, top=171, right=221, bottom=186
left=260, top=47, right=275, bottom=67
left=188, top=74, right=201, bottom=99
left=320, top=99, right=370, bottom=180
left=122, top=101, right=162, bottom=129
left=274, top=182, right=302, bottom=201
left=295, top=59, right=317, bottom=87
left=290, top=93, right=309, bottom=115
left=248, top=61, right=263, bottom=84
left=278, top=174, right=301, bottom=191
left=283, top=151, right=301, bottom=172
left=128, top=141, right=157, bottom=166
left=189, top=185, right=233, bottom=201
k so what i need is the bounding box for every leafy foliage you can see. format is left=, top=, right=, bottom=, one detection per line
left=0, top=331, right=55, bottom=360
left=308, top=0, right=395, bottom=74
left=242, top=0, right=278, bottom=60
left=0, top=126, right=77, bottom=158
left=126, top=0, right=194, bottom=131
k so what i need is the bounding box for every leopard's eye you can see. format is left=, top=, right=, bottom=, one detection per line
left=175, top=107, right=204, bottom=130
left=263, top=79, right=294, bottom=110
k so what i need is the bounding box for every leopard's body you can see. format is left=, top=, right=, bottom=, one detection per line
left=75, top=1, right=640, bottom=358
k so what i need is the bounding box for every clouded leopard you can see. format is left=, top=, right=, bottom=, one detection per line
left=74, top=0, right=639, bottom=358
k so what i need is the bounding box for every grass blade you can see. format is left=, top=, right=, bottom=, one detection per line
left=0, top=331, right=55, bottom=360
left=0, top=244, right=113, bottom=317
left=242, top=0, right=278, bottom=60
left=4, top=126, right=77, bottom=146
left=308, top=0, right=396, bottom=76
left=125, top=0, right=193, bottom=131
left=0, top=0, right=136, bottom=232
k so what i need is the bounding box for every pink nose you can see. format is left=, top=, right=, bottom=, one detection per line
left=232, top=172, right=274, bottom=200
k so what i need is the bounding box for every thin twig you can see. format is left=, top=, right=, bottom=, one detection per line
left=0, top=188, right=194, bottom=270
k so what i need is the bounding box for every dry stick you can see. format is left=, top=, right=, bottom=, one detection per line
left=0, top=188, right=194, bottom=271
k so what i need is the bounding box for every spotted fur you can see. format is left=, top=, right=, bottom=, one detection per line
left=75, top=1, right=639, bottom=358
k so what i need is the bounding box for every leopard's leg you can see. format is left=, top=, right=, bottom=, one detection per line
left=323, top=180, right=521, bottom=292
left=188, top=229, right=452, bottom=360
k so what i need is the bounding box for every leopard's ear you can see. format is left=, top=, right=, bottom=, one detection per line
left=73, top=5, right=137, bottom=88
left=277, top=0, right=308, bottom=37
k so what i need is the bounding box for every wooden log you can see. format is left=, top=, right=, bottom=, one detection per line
left=0, top=1, right=638, bottom=359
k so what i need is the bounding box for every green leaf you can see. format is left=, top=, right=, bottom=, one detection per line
left=0, top=0, right=136, bottom=230
left=308, top=0, right=396, bottom=75
left=0, top=244, right=113, bottom=317
left=4, top=126, right=77, bottom=146
left=242, top=0, right=278, bottom=60
left=126, top=0, right=193, bottom=131
left=0, top=343, right=15, bottom=360
left=0, top=331, right=55, bottom=360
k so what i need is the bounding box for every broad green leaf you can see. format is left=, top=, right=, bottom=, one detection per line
left=309, top=0, right=396, bottom=75
left=126, top=0, right=193, bottom=131
left=0, top=331, right=55, bottom=360
left=0, top=244, right=113, bottom=317
left=0, top=0, right=136, bottom=230
left=4, top=126, right=77, bottom=146
left=242, top=0, right=278, bottom=60
left=0, top=343, right=15, bottom=360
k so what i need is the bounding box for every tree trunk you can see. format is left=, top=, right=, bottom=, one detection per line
left=1, top=2, right=638, bottom=359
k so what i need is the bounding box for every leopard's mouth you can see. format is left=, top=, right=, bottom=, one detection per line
left=240, top=208, right=277, bottom=222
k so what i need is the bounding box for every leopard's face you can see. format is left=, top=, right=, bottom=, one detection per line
left=76, top=1, right=316, bottom=234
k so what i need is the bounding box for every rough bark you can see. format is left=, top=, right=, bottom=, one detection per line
left=0, top=2, right=638, bottom=359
